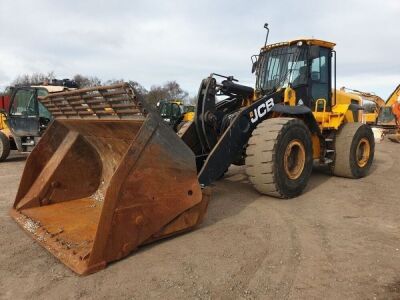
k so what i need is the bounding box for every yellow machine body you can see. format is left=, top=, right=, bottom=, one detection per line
left=252, top=38, right=372, bottom=160
left=0, top=112, right=11, bottom=138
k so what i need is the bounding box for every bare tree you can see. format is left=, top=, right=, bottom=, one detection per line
left=103, top=79, right=124, bottom=86
left=9, top=73, right=192, bottom=109
left=144, top=81, right=189, bottom=107
left=145, top=85, right=169, bottom=107
left=163, top=81, right=189, bottom=101
left=72, top=74, right=102, bottom=88
left=12, top=71, right=56, bottom=86
left=128, top=81, right=148, bottom=100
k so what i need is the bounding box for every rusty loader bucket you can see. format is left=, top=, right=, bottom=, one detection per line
left=10, top=83, right=210, bottom=275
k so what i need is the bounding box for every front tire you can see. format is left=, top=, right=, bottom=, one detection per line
left=245, top=118, right=313, bottom=198
left=332, top=123, right=374, bottom=178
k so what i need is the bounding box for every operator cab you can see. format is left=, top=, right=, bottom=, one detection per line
left=157, top=100, right=184, bottom=130
left=255, top=39, right=336, bottom=111
left=7, top=87, right=53, bottom=151
left=8, top=88, right=52, bottom=134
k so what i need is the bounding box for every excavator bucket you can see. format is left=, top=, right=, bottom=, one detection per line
left=10, top=83, right=209, bottom=275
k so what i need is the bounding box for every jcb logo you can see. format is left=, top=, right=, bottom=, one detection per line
left=249, top=98, right=274, bottom=123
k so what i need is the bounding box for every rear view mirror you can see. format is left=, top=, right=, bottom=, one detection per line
left=251, top=61, right=258, bottom=73
left=310, top=46, right=320, bottom=59
left=251, top=54, right=259, bottom=74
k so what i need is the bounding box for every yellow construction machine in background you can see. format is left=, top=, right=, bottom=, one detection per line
left=0, top=110, right=11, bottom=161
left=376, top=85, right=400, bottom=142
left=341, top=87, right=386, bottom=124
left=0, top=82, right=77, bottom=162
left=341, top=85, right=400, bottom=142
left=157, top=99, right=195, bottom=130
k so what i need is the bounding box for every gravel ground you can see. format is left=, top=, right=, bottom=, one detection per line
left=0, top=141, right=399, bottom=300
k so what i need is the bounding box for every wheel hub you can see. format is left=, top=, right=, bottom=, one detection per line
left=284, top=140, right=306, bottom=180
left=356, top=138, right=370, bottom=168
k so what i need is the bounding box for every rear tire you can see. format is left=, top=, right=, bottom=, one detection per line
left=0, top=131, right=10, bottom=162
left=245, top=118, right=313, bottom=198
left=332, top=123, right=374, bottom=178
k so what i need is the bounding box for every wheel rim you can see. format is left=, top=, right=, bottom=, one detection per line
left=283, top=139, right=306, bottom=180
left=356, top=138, right=371, bottom=168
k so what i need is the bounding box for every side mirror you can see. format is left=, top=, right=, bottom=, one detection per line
left=251, top=54, right=259, bottom=74
left=251, top=61, right=258, bottom=73
left=310, top=45, right=320, bottom=59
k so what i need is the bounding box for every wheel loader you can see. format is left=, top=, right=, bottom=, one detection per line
left=157, top=99, right=195, bottom=130
left=10, top=24, right=374, bottom=275
left=0, top=81, right=77, bottom=162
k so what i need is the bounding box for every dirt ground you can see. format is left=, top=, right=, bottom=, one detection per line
left=0, top=141, right=399, bottom=300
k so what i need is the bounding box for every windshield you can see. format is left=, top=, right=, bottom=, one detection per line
left=362, top=99, right=377, bottom=113
left=160, top=102, right=182, bottom=118
left=184, top=105, right=195, bottom=113
left=10, top=88, right=51, bottom=119
left=10, top=89, right=37, bottom=116
left=379, top=107, right=396, bottom=123
left=256, top=45, right=308, bottom=92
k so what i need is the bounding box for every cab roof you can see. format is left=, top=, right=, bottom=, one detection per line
left=261, top=38, right=336, bottom=52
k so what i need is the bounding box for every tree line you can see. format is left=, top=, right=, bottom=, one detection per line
left=7, top=72, right=195, bottom=107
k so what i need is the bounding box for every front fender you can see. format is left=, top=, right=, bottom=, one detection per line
left=272, top=104, right=320, bottom=134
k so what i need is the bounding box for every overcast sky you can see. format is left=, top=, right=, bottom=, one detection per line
left=0, top=0, right=399, bottom=99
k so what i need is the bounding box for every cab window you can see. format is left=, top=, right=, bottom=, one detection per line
left=10, top=89, right=36, bottom=116
left=37, top=89, right=51, bottom=119
left=171, top=103, right=182, bottom=118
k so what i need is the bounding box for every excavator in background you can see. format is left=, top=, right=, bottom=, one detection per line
left=0, top=80, right=77, bottom=161
left=10, top=24, right=375, bottom=275
left=376, top=85, right=400, bottom=142
left=341, top=85, right=400, bottom=142
left=341, top=87, right=385, bottom=124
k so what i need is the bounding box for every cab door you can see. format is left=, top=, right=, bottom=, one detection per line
left=7, top=88, right=40, bottom=137
left=310, top=47, right=331, bottom=111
